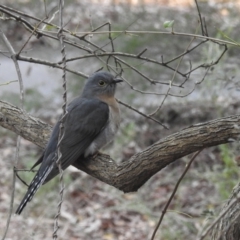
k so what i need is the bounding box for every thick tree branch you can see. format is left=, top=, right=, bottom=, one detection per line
left=0, top=101, right=51, bottom=147
left=0, top=100, right=239, bottom=193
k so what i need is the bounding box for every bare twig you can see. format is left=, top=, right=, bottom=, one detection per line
left=148, top=34, right=196, bottom=117
left=117, top=99, right=168, bottom=129
left=0, top=7, right=42, bottom=38
left=17, top=16, right=48, bottom=55
left=151, top=150, right=202, bottom=240
left=106, top=22, right=118, bottom=70
left=184, top=43, right=227, bottom=76
left=194, top=0, right=205, bottom=36
left=17, top=55, right=87, bottom=78
left=0, top=6, right=93, bottom=53
left=0, top=30, right=24, bottom=240
left=53, top=0, right=67, bottom=239
left=74, top=30, right=240, bottom=47
left=0, top=80, right=18, bottom=86
left=61, top=49, right=189, bottom=78
left=164, top=39, right=207, bottom=65
left=14, top=168, right=29, bottom=187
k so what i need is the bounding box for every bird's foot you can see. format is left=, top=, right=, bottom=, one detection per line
left=91, top=151, right=111, bottom=160
left=98, top=152, right=111, bottom=159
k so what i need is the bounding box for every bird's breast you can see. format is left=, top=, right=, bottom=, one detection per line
left=84, top=100, right=120, bottom=157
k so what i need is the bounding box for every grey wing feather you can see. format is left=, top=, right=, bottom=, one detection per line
left=15, top=98, right=109, bottom=214
left=42, top=97, right=109, bottom=183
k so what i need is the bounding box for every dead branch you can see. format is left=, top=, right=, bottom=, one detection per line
left=0, top=100, right=239, bottom=193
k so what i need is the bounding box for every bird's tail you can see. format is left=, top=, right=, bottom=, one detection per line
left=15, top=165, right=53, bottom=215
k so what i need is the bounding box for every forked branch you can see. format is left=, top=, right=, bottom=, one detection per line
left=0, top=100, right=239, bottom=192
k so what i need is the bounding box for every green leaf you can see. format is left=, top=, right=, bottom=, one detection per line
left=163, top=20, right=175, bottom=29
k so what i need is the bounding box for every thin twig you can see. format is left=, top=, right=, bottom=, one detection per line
left=148, top=34, right=196, bottom=117
left=14, top=168, right=29, bottom=187
left=53, top=0, right=67, bottom=239
left=102, top=19, right=139, bottom=72
left=184, top=43, right=227, bottom=76
left=151, top=150, right=202, bottom=240
left=0, top=7, right=42, bottom=38
left=164, top=39, right=207, bottom=65
left=106, top=22, right=116, bottom=70
left=80, top=22, right=109, bottom=40
left=136, top=48, right=147, bottom=57
left=0, top=80, right=18, bottom=86
left=17, top=55, right=87, bottom=78
left=74, top=30, right=240, bottom=47
left=0, top=6, right=92, bottom=53
left=0, top=29, right=24, bottom=240
left=194, top=0, right=205, bottom=36
left=17, top=16, right=48, bottom=55
left=203, top=17, right=209, bottom=37
left=117, top=99, right=168, bottom=129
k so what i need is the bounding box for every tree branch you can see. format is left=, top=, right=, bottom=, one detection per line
left=0, top=100, right=239, bottom=193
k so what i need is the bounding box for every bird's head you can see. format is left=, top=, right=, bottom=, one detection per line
left=81, top=71, right=123, bottom=99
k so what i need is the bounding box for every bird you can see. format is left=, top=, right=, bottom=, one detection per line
left=15, top=71, right=123, bottom=214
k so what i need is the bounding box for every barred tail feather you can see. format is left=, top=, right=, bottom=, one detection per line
left=15, top=165, right=53, bottom=215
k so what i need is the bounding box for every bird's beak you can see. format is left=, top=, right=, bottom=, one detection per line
left=113, top=78, right=123, bottom=84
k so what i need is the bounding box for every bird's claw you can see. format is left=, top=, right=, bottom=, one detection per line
left=91, top=151, right=110, bottom=160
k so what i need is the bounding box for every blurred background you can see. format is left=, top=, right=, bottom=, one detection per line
left=1, top=0, right=240, bottom=239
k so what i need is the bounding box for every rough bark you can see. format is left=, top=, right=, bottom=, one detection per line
left=211, top=182, right=240, bottom=240
left=1, top=100, right=240, bottom=193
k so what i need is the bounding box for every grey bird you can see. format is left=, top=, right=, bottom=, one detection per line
left=15, top=71, right=122, bottom=214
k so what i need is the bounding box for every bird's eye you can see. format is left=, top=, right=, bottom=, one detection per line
left=98, top=80, right=106, bottom=86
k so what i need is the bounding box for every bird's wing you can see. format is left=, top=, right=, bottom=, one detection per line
left=31, top=97, right=109, bottom=171
left=30, top=120, right=60, bottom=170
left=15, top=98, right=109, bottom=215
left=62, top=97, right=109, bottom=162
left=42, top=97, right=109, bottom=182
